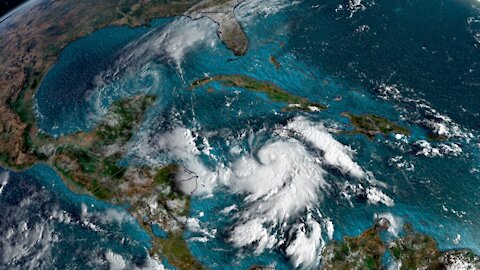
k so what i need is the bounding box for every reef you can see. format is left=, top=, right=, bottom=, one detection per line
left=321, top=219, right=480, bottom=270
left=341, top=112, right=410, bottom=139
left=269, top=55, right=282, bottom=69
left=191, top=74, right=327, bottom=112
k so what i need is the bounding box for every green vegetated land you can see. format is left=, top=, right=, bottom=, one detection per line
left=191, top=74, right=327, bottom=112
left=322, top=219, right=480, bottom=270
left=341, top=112, right=410, bottom=139
left=1, top=94, right=201, bottom=270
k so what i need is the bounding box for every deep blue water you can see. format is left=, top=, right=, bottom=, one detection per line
left=0, top=165, right=153, bottom=269
left=3, top=0, right=480, bottom=269
left=285, top=0, right=480, bottom=129
left=34, top=19, right=173, bottom=136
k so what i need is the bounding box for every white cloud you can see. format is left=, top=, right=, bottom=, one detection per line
left=220, top=204, right=238, bottom=215
left=285, top=213, right=324, bottom=268
left=105, top=250, right=127, bottom=270
left=285, top=116, right=366, bottom=179
left=376, top=213, right=402, bottom=237
left=414, top=140, right=463, bottom=157
left=221, top=117, right=388, bottom=268
left=445, top=256, right=478, bottom=270
left=325, top=219, right=334, bottom=240
left=128, top=116, right=394, bottom=269
left=1, top=190, right=57, bottom=269
left=230, top=218, right=278, bottom=254
left=106, top=250, right=167, bottom=270
left=224, top=139, right=328, bottom=208
left=133, top=255, right=166, bottom=270
left=111, top=16, right=218, bottom=77
left=376, top=84, right=472, bottom=142
left=1, top=222, right=55, bottom=267
left=366, top=187, right=394, bottom=207
left=236, top=0, right=301, bottom=23
left=0, top=171, right=9, bottom=196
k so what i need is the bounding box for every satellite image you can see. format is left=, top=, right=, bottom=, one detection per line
left=0, top=0, right=479, bottom=269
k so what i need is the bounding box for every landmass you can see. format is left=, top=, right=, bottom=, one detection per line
left=190, top=74, right=327, bottom=111
left=0, top=1, right=252, bottom=265
left=0, top=1, right=252, bottom=268
left=0, top=0, right=248, bottom=168
left=1, top=2, right=471, bottom=269
left=426, top=132, right=448, bottom=142
left=321, top=218, right=480, bottom=270
left=322, top=220, right=387, bottom=270
left=389, top=223, right=479, bottom=270
left=2, top=94, right=202, bottom=269
left=341, top=112, right=410, bottom=139
left=186, top=0, right=249, bottom=56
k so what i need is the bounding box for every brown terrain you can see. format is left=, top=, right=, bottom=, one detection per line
left=0, top=0, right=248, bottom=169
left=0, top=2, right=249, bottom=268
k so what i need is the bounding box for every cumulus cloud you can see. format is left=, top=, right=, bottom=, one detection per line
left=375, top=213, right=402, bottom=237
left=1, top=222, right=55, bottom=267
left=105, top=250, right=127, bottom=270
left=134, top=255, right=166, bottom=270
left=130, top=126, right=218, bottom=194
left=285, top=213, right=324, bottom=268
left=0, top=189, right=57, bottom=269
left=376, top=84, right=473, bottom=143
left=128, top=116, right=393, bottom=269
left=230, top=218, right=278, bottom=254
left=366, top=187, right=395, bottom=207
left=0, top=171, right=9, bottom=196
left=224, top=138, right=328, bottom=266
left=285, top=117, right=366, bottom=178
left=105, top=250, right=166, bottom=270
left=236, top=0, right=301, bottom=23
left=325, top=219, right=334, bottom=240
left=414, top=140, right=463, bottom=157
left=108, top=16, right=218, bottom=78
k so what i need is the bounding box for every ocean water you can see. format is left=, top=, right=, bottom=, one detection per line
left=285, top=0, right=480, bottom=129
left=0, top=165, right=154, bottom=269
left=4, top=0, right=480, bottom=269
left=34, top=18, right=173, bottom=136
left=280, top=0, right=480, bottom=250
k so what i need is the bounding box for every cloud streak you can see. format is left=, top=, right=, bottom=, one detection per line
left=130, top=116, right=393, bottom=268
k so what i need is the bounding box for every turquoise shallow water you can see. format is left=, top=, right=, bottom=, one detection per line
left=34, top=18, right=173, bottom=136
left=3, top=0, right=480, bottom=269
left=0, top=165, right=154, bottom=269
left=286, top=0, right=480, bottom=129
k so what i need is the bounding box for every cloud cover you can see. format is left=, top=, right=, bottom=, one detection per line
left=130, top=116, right=394, bottom=269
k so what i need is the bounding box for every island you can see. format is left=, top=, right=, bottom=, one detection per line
left=269, top=55, right=282, bottom=70
left=341, top=112, right=410, bottom=139
left=190, top=74, right=327, bottom=112
left=321, top=219, right=480, bottom=269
